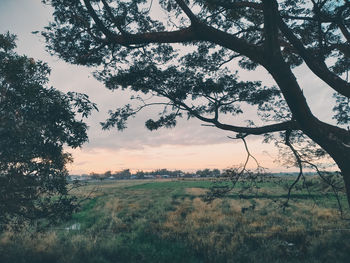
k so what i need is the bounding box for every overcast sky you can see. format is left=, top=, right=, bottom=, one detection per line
left=0, top=0, right=336, bottom=174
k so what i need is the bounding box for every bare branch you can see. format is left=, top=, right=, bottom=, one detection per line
left=302, top=160, right=344, bottom=216
left=217, top=54, right=241, bottom=68
left=283, top=129, right=304, bottom=207
left=228, top=135, right=260, bottom=169
left=282, top=130, right=345, bottom=215
left=205, top=134, right=264, bottom=202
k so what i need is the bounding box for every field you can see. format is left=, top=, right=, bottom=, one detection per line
left=1, top=176, right=350, bottom=263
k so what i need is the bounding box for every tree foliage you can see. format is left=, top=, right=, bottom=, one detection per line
left=0, top=32, right=97, bottom=230
left=41, top=0, right=350, bottom=206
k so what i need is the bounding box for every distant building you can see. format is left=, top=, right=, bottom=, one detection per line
left=68, top=174, right=90, bottom=181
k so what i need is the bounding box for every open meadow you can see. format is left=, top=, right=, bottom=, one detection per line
left=1, top=176, right=350, bottom=263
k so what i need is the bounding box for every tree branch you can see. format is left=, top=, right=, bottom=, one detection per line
left=174, top=0, right=199, bottom=25
left=228, top=134, right=261, bottom=169
left=101, top=0, right=127, bottom=35
left=302, top=160, right=344, bottom=216
left=338, top=22, right=350, bottom=43
left=212, top=0, right=262, bottom=10
left=83, top=0, right=116, bottom=40
left=198, top=24, right=264, bottom=63
left=208, top=0, right=350, bottom=97
left=283, top=129, right=304, bottom=207
left=277, top=14, right=350, bottom=98
left=174, top=98, right=299, bottom=135
left=111, top=27, right=197, bottom=45
left=212, top=119, right=299, bottom=135
left=262, top=0, right=280, bottom=58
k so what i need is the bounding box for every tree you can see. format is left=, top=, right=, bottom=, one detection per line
left=41, top=0, right=350, bottom=206
left=0, top=32, right=97, bottom=230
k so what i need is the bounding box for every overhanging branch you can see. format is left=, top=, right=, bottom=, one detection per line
left=277, top=12, right=350, bottom=98
left=80, top=0, right=264, bottom=63
left=174, top=98, right=299, bottom=135
left=207, top=0, right=350, bottom=97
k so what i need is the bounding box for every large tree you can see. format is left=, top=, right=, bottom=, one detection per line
left=42, top=0, right=350, bottom=205
left=0, top=32, right=97, bottom=230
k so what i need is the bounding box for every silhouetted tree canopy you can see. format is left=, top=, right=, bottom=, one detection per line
left=0, top=32, right=97, bottom=230
left=41, top=0, right=350, bottom=206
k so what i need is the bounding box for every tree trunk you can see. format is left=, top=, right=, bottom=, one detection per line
left=301, top=120, right=350, bottom=209
left=264, top=56, right=350, bottom=208
left=323, top=139, right=350, bottom=209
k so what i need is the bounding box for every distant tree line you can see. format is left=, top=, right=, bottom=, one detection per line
left=74, top=168, right=223, bottom=181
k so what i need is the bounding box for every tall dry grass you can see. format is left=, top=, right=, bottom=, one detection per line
left=1, top=179, right=350, bottom=263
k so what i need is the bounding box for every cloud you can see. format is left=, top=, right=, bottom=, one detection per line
left=1, top=0, right=337, bottom=173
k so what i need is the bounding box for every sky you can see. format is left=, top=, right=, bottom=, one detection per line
left=0, top=0, right=336, bottom=174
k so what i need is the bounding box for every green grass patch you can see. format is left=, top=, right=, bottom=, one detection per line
left=127, top=180, right=215, bottom=190
left=1, top=178, right=349, bottom=263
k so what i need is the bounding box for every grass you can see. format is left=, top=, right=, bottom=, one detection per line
left=127, top=180, right=214, bottom=190
left=1, top=177, right=350, bottom=263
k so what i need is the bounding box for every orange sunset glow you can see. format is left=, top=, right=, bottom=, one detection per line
left=67, top=140, right=280, bottom=174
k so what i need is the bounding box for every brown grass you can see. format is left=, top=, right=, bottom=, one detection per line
left=104, top=197, right=123, bottom=213
left=185, top=187, right=207, bottom=196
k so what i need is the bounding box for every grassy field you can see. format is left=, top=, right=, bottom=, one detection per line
left=1, top=177, right=350, bottom=263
